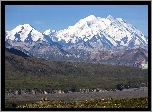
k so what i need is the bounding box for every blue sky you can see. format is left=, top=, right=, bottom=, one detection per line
left=5, top=5, right=148, bottom=37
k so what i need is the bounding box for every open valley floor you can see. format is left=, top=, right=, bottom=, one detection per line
left=5, top=88, right=148, bottom=102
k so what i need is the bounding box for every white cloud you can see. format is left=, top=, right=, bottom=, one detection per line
left=34, top=20, right=44, bottom=25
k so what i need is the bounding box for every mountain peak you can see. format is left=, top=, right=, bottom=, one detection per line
left=22, top=24, right=32, bottom=27
left=18, top=24, right=33, bottom=28
left=106, top=15, right=114, bottom=19
left=43, top=29, right=51, bottom=35
left=6, top=24, right=45, bottom=42
left=13, top=24, right=33, bottom=32
left=83, top=15, right=97, bottom=21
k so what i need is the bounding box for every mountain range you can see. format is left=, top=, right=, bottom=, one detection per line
left=5, top=15, right=148, bottom=67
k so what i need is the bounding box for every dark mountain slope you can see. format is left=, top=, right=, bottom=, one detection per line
left=120, top=47, right=148, bottom=63
left=5, top=47, right=30, bottom=58
left=5, top=50, right=148, bottom=91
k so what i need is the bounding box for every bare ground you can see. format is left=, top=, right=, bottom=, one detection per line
left=5, top=89, right=148, bottom=102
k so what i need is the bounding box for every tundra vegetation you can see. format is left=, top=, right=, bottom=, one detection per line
left=5, top=50, right=148, bottom=108
left=16, top=97, right=148, bottom=108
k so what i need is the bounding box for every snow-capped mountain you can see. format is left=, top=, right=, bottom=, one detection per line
left=44, top=15, right=148, bottom=50
left=5, top=24, right=68, bottom=60
left=6, top=24, right=46, bottom=42
left=5, top=15, right=148, bottom=67
left=6, top=15, right=148, bottom=50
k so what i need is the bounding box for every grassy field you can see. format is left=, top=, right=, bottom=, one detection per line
left=15, top=97, right=148, bottom=108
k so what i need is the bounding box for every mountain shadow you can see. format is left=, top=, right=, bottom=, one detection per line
left=5, top=47, right=30, bottom=58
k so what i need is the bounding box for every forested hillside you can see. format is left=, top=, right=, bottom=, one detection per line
left=5, top=49, right=148, bottom=92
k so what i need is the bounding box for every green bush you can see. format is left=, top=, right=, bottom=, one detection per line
left=16, top=97, right=148, bottom=108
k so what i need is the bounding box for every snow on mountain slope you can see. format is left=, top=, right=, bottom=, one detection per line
left=6, top=15, right=148, bottom=51
left=43, top=29, right=51, bottom=35
left=5, top=15, right=148, bottom=64
left=44, top=15, right=148, bottom=49
left=6, top=24, right=46, bottom=42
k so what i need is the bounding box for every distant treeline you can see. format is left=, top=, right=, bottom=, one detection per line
left=5, top=50, right=148, bottom=92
